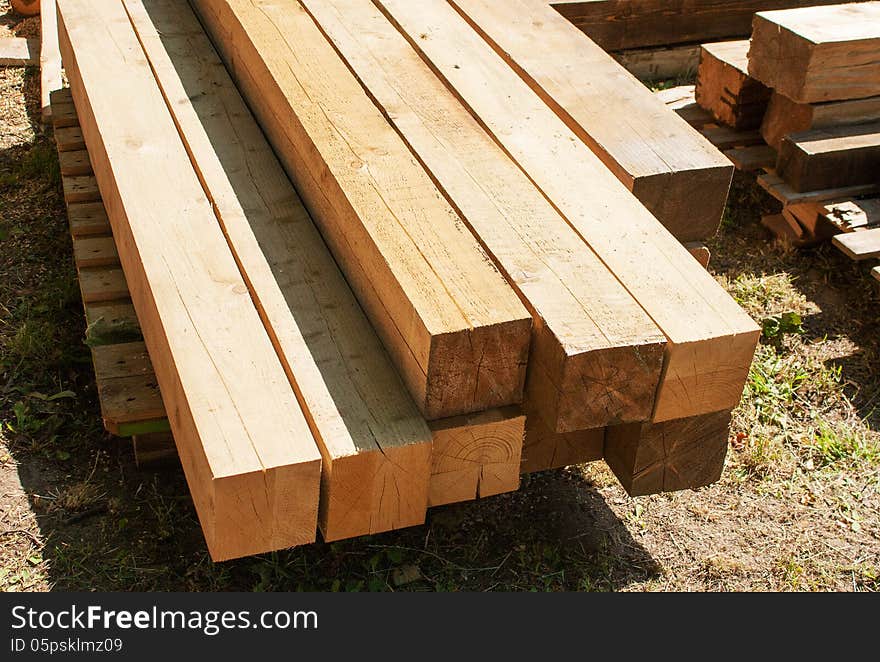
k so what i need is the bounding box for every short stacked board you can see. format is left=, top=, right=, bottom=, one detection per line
left=54, top=0, right=761, bottom=560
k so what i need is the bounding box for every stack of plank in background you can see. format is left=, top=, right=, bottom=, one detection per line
left=551, top=0, right=871, bottom=81
left=748, top=3, right=880, bottom=264
left=54, top=0, right=760, bottom=560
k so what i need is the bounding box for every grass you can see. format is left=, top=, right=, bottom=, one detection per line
left=0, top=50, right=878, bottom=591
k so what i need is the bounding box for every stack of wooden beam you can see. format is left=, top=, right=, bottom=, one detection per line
left=745, top=3, right=880, bottom=247
left=56, top=0, right=759, bottom=560
left=696, top=41, right=770, bottom=130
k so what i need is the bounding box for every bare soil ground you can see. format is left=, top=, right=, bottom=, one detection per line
left=1, top=4, right=877, bottom=591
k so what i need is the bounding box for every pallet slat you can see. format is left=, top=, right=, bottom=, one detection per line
left=833, top=228, right=880, bottom=260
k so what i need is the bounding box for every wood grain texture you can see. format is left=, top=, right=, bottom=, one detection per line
left=777, top=122, right=880, bottom=192
left=549, top=0, right=867, bottom=50
left=190, top=0, right=532, bottom=421
left=125, top=0, right=434, bottom=543
left=604, top=410, right=732, bottom=496
left=68, top=201, right=110, bottom=237
left=833, top=227, right=880, bottom=259
left=696, top=40, right=770, bottom=130
left=748, top=3, right=880, bottom=104
left=73, top=235, right=118, bottom=268
left=612, top=44, right=700, bottom=81
left=448, top=0, right=733, bottom=242
left=428, top=407, right=525, bottom=506
left=761, top=92, right=880, bottom=150
left=58, top=0, right=322, bottom=561
left=302, top=0, right=665, bottom=433
left=378, top=0, right=760, bottom=423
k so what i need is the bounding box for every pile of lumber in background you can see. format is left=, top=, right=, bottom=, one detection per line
left=54, top=0, right=760, bottom=560
left=685, top=1, right=880, bottom=281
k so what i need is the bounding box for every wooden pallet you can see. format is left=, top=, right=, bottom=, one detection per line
left=51, top=88, right=171, bottom=438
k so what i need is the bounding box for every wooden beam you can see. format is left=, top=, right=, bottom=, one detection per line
left=301, top=0, right=665, bottom=433
left=777, top=123, right=880, bottom=193
left=189, top=0, right=532, bottom=421
left=724, top=145, right=777, bottom=172
left=40, top=0, right=63, bottom=123
left=757, top=171, right=879, bottom=206
left=447, top=0, right=733, bottom=242
left=68, top=201, right=110, bottom=236
left=520, top=407, right=604, bottom=474
left=428, top=407, right=525, bottom=506
left=59, top=150, right=92, bottom=176
left=549, top=0, right=866, bottom=51
left=748, top=3, right=880, bottom=104
left=761, top=92, right=880, bottom=151
left=54, top=125, right=85, bottom=151
left=73, top=235, right=118, bottom=268
left=612, top=43, right=700, bottom=81
left=604, top=410, right=732, bottom=496
left=377, top=0, right=761, bottom=423
left=57, top=0, right=322, bottom=560
left=123, top=0, right=435, bottom=541
left=696, top=40, right=770, bottom=130
left=0, top=37, right=39, bottom=66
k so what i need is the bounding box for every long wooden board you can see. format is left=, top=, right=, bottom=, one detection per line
left=189, top=0, right=532, bottom=421
left=57, top=0, right=322, bottom=561
left=447, top=0, right=733, bottom=242
left=748, top=3, right=880, bottom=104
left=124, top=0, right=434, bottom=541
left=377, top=0, right=761, bottom=423
left=777, top=122, right=880, bottom=192
left=40, top=0, right=63, bottom=122
left=761, top=92, right=880, bottom=150
left=302, top=0, right=666, bottom=433
left=549, top=0, right=867, bottom=51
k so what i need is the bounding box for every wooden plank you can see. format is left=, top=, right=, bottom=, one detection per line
left=51, top=101, right=80, bottom=129
left=190, top=0, right=532, bottom=421
left=84, top=301, right=141, bottom=345
left=696, top=40, right=770, bottom=130
left=446, top=0, right=733, bottom=242
left=748, top=3, right=880, bottom=104
left=822, top=199, right=880, bottom=231
left=833, top=228, right=880, bottom=260
left=73, top=235, right=119, bottom=268
left=59, top=150, right=92, bottom=176
left=777, top=122, right=880, bottom=193
left=68, top=201, right=111, bottom=236
left=58, top=0, right=322, bottom=560
left=62, top=174, right=100, bottom=204
left=761, top=92, right=880, bottom=150
left=604, top=410, right=732, bottom=496
left=91, top=341, right=154, bottom=381
left=54, top=126, right=86, bottom=152
left=757, top=170, right=879, bottom=205
left=612, top=43, right=700, bottom=81
left=549, top=0, right=866, bottom=51
left=724, top=144, right=777, bottom=171
left=41, top=0, right=63, bottom=122
left=655, top=85, right=713, bottom=128
left=520, top=407, right=604, bottom=474
left=124, top=0, right=434, bottom=541
left=302, top=0, right=665, bottom=433
left=699, top=125, right=764, bottom=150
left=78, top=266, right=129, bottom=303
left=379, top=0, right=760, bottom=423
left=97, top=374, right=167, bottom=431
left=0, top=37, right=39, bottom=66
left=428, top=407, right=525, bottom=506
